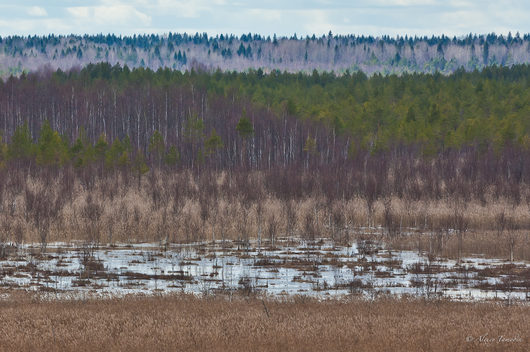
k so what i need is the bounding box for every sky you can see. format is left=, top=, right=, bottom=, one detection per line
left=0, top=0, right=529, bottom=38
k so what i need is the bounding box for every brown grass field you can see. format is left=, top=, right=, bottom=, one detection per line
left=0, top=293, right=527, bottom=352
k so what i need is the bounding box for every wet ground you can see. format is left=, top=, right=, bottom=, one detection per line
left=0, top=238, right=528, bottom=302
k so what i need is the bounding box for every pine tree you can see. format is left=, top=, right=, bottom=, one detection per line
left=36, top=120, right=68, bottom=166
left=164, top=146, right=179, bottom=166
left=204, top=129, right=223, bottom=156
left=105, top=138, right=125, bottom=168
left=236, top=116, right=254, bottom=139
left=148, top=130, right=165, bottom=167
left=94, top=134, right=108, bottom=161
left=8, top=123, right=34, bottom=161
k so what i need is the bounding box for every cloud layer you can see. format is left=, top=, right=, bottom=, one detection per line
left=0, top=0, right=528, bottom=36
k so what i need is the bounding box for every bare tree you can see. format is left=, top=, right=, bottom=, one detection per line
left=453, top=203, right=468, bottom=264
left=266, top=212, right=279, bottom=247
left=284, top=200, right=297, bottom=243
left=81, top=194, right=103, bottom=253
left=382, top=197, right=399, bottom=239
left=506, top=216, right=517, bottom=262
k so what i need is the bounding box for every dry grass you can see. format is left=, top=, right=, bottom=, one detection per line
left=0, top=293, right=527, bottom=352
left=1, top=171, right=529, bottom=261
left=386, top=230, right=530, bottom=261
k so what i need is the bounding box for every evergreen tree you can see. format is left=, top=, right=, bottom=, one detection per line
left=303, top=135, right=317, bottom=155
left=94, top=134, right=109, bottom=161
left=236, top=116, right=254, bottom=139
left=164, top=146, right=179, bottom=166
left=204, top=129, right=223, bottom=156
left=36, top=120, right=68, bottom=166
left=105, top=138, right=125, bottom=168
left=8, top=123, right=34, bottom=160
left=148, top=130, right=165, bottom=166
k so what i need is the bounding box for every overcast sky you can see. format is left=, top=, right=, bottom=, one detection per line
left=0, top=0, right=528, bottom=38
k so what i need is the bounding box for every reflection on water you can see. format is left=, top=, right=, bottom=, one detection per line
left=0, top=239, right=528, bottom=302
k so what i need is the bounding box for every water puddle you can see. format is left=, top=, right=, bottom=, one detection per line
left=0, top=239, right=528, bottom=302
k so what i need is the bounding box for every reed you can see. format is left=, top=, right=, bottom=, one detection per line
left=0, top=292, right=527, bottom=352
left=0, top=168, right=528, bottom=260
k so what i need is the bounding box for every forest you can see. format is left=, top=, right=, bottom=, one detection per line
left=1, top=62, right=529, bottom=163
left=2, top=32, right=530, bottom=77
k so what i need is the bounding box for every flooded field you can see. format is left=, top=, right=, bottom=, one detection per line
left=1, top=239, right=529, bottom=302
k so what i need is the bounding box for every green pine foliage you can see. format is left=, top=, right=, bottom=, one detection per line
left=0, top=63, right=528, bottom=170
left=94, top=134, right=108, bottom=161
left=204, top=129, right=223, bottom=155
left=8, top=123, right=34, bottom=160
left=236, top=116, right=254, bottom=139
left=35, top=120, right=68, bottom=166
left=105, top=138, right=125, bottom=168
left=148, top=130, right=165, bottom=164
left=164, top=146, right=179, bottom=166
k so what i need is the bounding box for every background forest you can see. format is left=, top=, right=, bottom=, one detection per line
left=1, top=33, right=530, bottom=77
left=0, top=62, right=529, bottom=166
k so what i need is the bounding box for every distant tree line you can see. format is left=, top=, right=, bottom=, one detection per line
left=4, top=32, right=529, bottom=52
left=1, top=32, right=530, bottom=76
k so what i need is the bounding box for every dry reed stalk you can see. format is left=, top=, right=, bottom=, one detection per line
left=0, top=292, right=527, bottom=352
left=0, top=172, right=528, bottom=260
